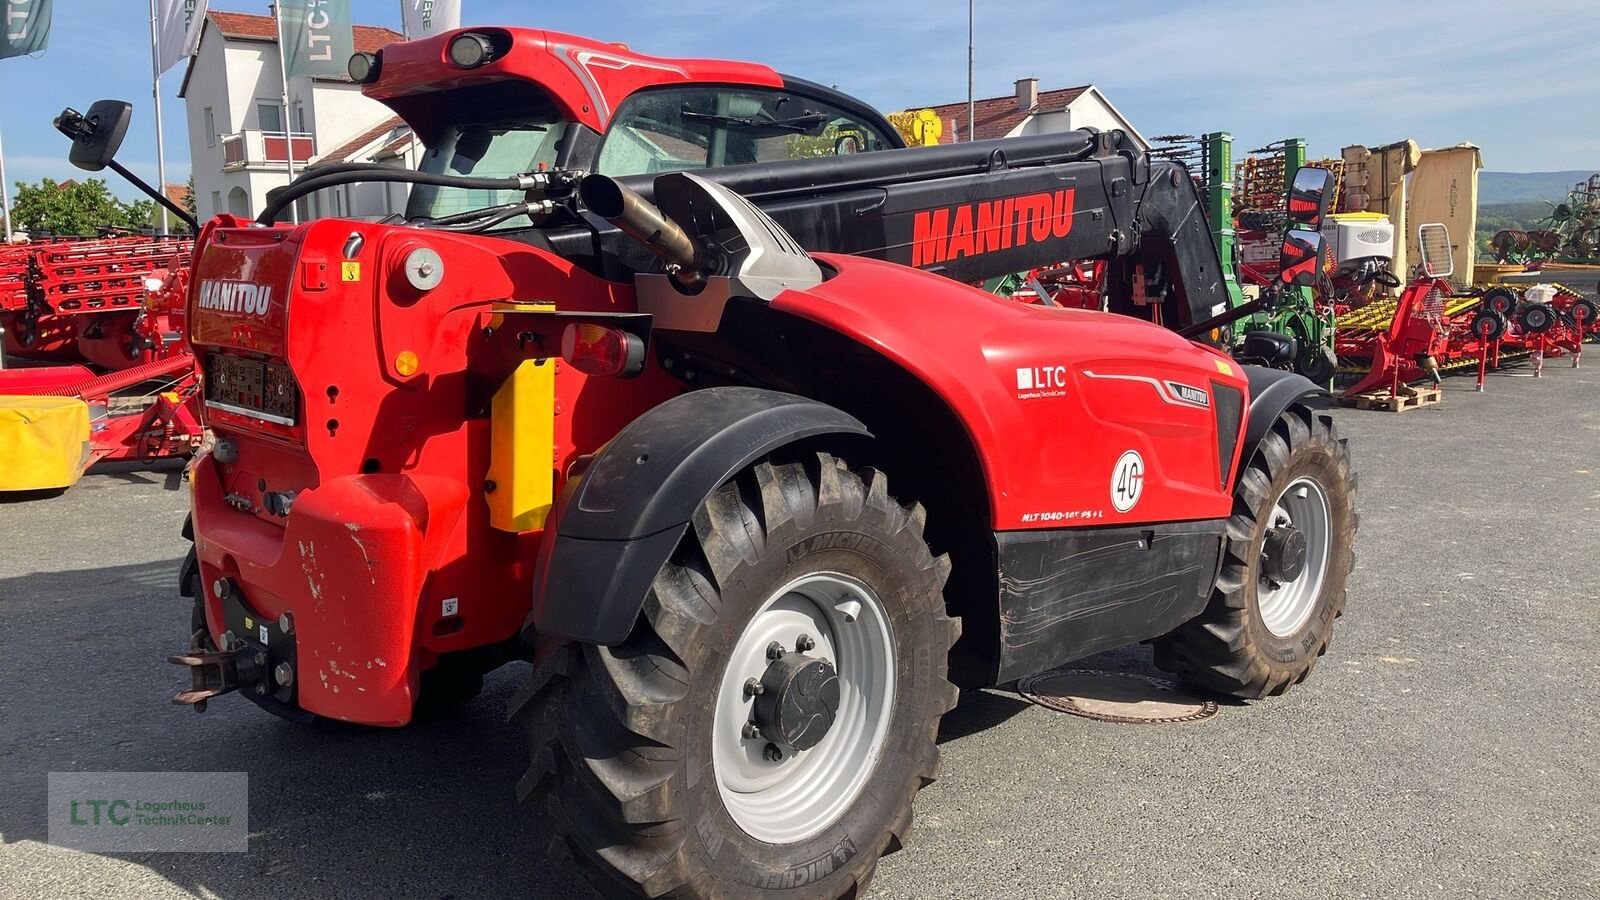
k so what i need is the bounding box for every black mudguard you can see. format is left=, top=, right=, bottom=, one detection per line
left=530, top=386, right=870, bottom=645
left=1240, top=367, right=1329, bottom=471
left=178, top=515, right=198, bottom=598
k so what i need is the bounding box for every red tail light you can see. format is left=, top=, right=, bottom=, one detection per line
left=561, top=323, right=646, bottom=378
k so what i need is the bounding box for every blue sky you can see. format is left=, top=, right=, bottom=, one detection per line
left=2, top=0, right=1594, bottom=201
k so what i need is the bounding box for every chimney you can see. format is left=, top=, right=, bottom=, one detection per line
left=1015, top=77, right=1039, bottom=111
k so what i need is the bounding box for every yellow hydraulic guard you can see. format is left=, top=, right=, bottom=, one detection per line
left=486, top=302, right=556, bottom=532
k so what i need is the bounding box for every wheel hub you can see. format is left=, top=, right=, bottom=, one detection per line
left=752, top=643, right=844, bottom=749
left=753, top=651, right=840, bottom=751
left=1262, top=526, right=1307, bottom=583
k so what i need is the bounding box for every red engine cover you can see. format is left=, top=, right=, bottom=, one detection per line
left=779, top=255, right=1248, bottom=529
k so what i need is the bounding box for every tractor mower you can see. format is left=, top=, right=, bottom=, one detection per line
left=64, top=27, right=1358, bottom=899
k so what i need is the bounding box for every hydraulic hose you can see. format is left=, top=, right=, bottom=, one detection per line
left=256, top=169, right=535, bottom=225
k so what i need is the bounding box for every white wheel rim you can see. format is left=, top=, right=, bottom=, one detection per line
left=1257, top=476, right=1332, bottom=638
left=711, top=571, right=896, bottom=844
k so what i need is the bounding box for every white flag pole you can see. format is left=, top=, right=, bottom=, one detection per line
left=401, top=4, right=421, bottom=199
left=0, top=118, right=13, bottom=243
left=148, top=0, right=170, bottom=235
left=270, top=1, right=299, bottom=224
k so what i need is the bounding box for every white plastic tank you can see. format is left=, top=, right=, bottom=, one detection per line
left=1322, top=213, right=1395, bottom=265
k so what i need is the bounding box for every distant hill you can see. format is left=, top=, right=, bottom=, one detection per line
left=1478, top=171, right=1593, bottom=205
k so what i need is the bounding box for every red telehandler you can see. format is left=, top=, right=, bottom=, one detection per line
left=62, top=28, right=1357, bottom=899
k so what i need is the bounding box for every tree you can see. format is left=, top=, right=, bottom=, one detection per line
left=182, top=174, right=196, bottom=218
left=9, top=177, right=159, bottom=236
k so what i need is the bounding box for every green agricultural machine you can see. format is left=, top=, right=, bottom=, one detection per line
left=1231, top=138, right=1339, bottom=383
left=1152, top=133, right=1336, bottom=382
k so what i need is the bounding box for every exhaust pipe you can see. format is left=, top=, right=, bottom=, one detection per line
left=579, top=175, right=703, bottom=285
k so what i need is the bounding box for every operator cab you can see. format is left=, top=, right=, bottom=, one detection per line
left=403, top=77, right=900, bottom=234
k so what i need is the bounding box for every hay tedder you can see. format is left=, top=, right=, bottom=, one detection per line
left=60, top=26, right=1362, bottom=899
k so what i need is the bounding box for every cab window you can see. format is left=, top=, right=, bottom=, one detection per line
left=596, top=86, right=892, bottom=177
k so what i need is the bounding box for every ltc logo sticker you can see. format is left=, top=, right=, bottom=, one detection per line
left=1110, top=450, right=1144, bottom=513
left=1015, top=365, right=1068, bottom=400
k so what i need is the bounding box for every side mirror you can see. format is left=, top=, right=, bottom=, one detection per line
left=833, top=133, right=861, bottom=155
left=1286, top=166, right=1334, bottom=229
left=54, top=100, right=133, bottom=172
left=1279, top=229, right=1325, bottom=287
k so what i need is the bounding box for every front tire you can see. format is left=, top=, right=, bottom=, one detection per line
left=1154, top=403, right=1356, bottom=698
left=511, top=452, right=960, bottom=898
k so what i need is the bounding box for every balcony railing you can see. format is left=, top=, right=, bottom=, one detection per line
left=220, top=130, right=316, bottom=170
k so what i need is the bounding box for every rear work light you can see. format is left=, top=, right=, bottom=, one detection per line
left=448, top=33, right=496, bottom=68
left=561, top=323, right=645, bottom=378
left=347, top=51, right=381, bottom=84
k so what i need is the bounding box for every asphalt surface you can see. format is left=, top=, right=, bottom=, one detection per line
left=1, top=365, right=1597, bottom=899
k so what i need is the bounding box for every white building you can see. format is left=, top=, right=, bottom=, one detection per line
left=920, top=80, right=1149, bottom=149
left=179, top=10, right=404, bottom=221
left=302, top=116, right=418, bottom=220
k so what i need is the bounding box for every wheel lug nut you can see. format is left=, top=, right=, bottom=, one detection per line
left=763, top=743, right=784, bottom=762
left=766, top=641, right=785, bottom=660
left=741, top=722, right=761, bottom=740
left=795, top=634, right=815, bottom=653
left=743, top=677, right=764, bottom=698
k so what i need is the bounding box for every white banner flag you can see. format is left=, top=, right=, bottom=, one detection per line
left=157, top=0, right=208, bottom=73
left=402, top=0, right=460, bottom=40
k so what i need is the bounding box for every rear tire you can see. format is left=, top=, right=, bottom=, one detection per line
left=511, top=452, right=960, bottom=898
left=1154, top=403, right=1356, bottom=698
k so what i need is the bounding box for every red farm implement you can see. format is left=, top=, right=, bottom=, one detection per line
left=1, top=235, right=193, bottom=369
left=0, top=235, right=200, bottom=489
left=1335, top=227, right=1597, bottom=396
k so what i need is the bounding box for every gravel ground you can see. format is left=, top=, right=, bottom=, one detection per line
left=0, top=365, right=1596, bottom=899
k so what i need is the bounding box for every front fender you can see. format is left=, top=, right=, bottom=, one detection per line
left=1240, top=367, right=1329, bottom=472
left=530, top=386, right=869, bottom=645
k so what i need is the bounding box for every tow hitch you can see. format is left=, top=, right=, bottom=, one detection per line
left=168, top=630, right=267, bottom=713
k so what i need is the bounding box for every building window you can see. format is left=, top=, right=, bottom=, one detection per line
left=293, top=102, right=306, bottom=134
left=257, top=101, right=283, bottom=134
left=204, top=108, right=216, bottom=147
left=210, top=191, right=221, bottom=217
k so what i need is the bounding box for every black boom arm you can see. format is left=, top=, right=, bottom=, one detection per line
left=552, top=128, right=1231, bottom=330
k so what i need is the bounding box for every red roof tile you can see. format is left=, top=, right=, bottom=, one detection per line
left=917, top=85, right=1090, bottom=144
left=207, top=10, right=401, bottom=54
left=309, top=116, right=406, bottom=167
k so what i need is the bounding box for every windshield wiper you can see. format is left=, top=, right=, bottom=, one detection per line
left=679, top=109, right=829, bottom=134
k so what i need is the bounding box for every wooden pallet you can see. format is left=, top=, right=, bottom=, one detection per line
left=1337, top=386, right=1442, bottom=412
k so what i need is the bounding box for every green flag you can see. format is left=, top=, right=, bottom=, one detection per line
left=1, top=0, right=51, bottom=60
left=278, top=0, right=352, bottom=79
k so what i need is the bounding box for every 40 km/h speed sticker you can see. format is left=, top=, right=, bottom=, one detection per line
left=1111, top=450, right=1144, bottom=513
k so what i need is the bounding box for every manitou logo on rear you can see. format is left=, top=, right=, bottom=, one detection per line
left=1016, top=365, right=1068, bottom=399
left=198, top=280, right=274, bottom=317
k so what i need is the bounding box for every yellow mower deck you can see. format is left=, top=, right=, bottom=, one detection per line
left=0, top=396, right=92, bottom=492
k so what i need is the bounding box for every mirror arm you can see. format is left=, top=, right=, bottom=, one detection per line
left=107, top=160, right=200, bottom=234
left=1177, top=292, right=1270, bottom=339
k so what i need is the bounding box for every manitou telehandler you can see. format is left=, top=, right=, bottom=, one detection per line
left=62, top=27, right=1357, bottom=899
